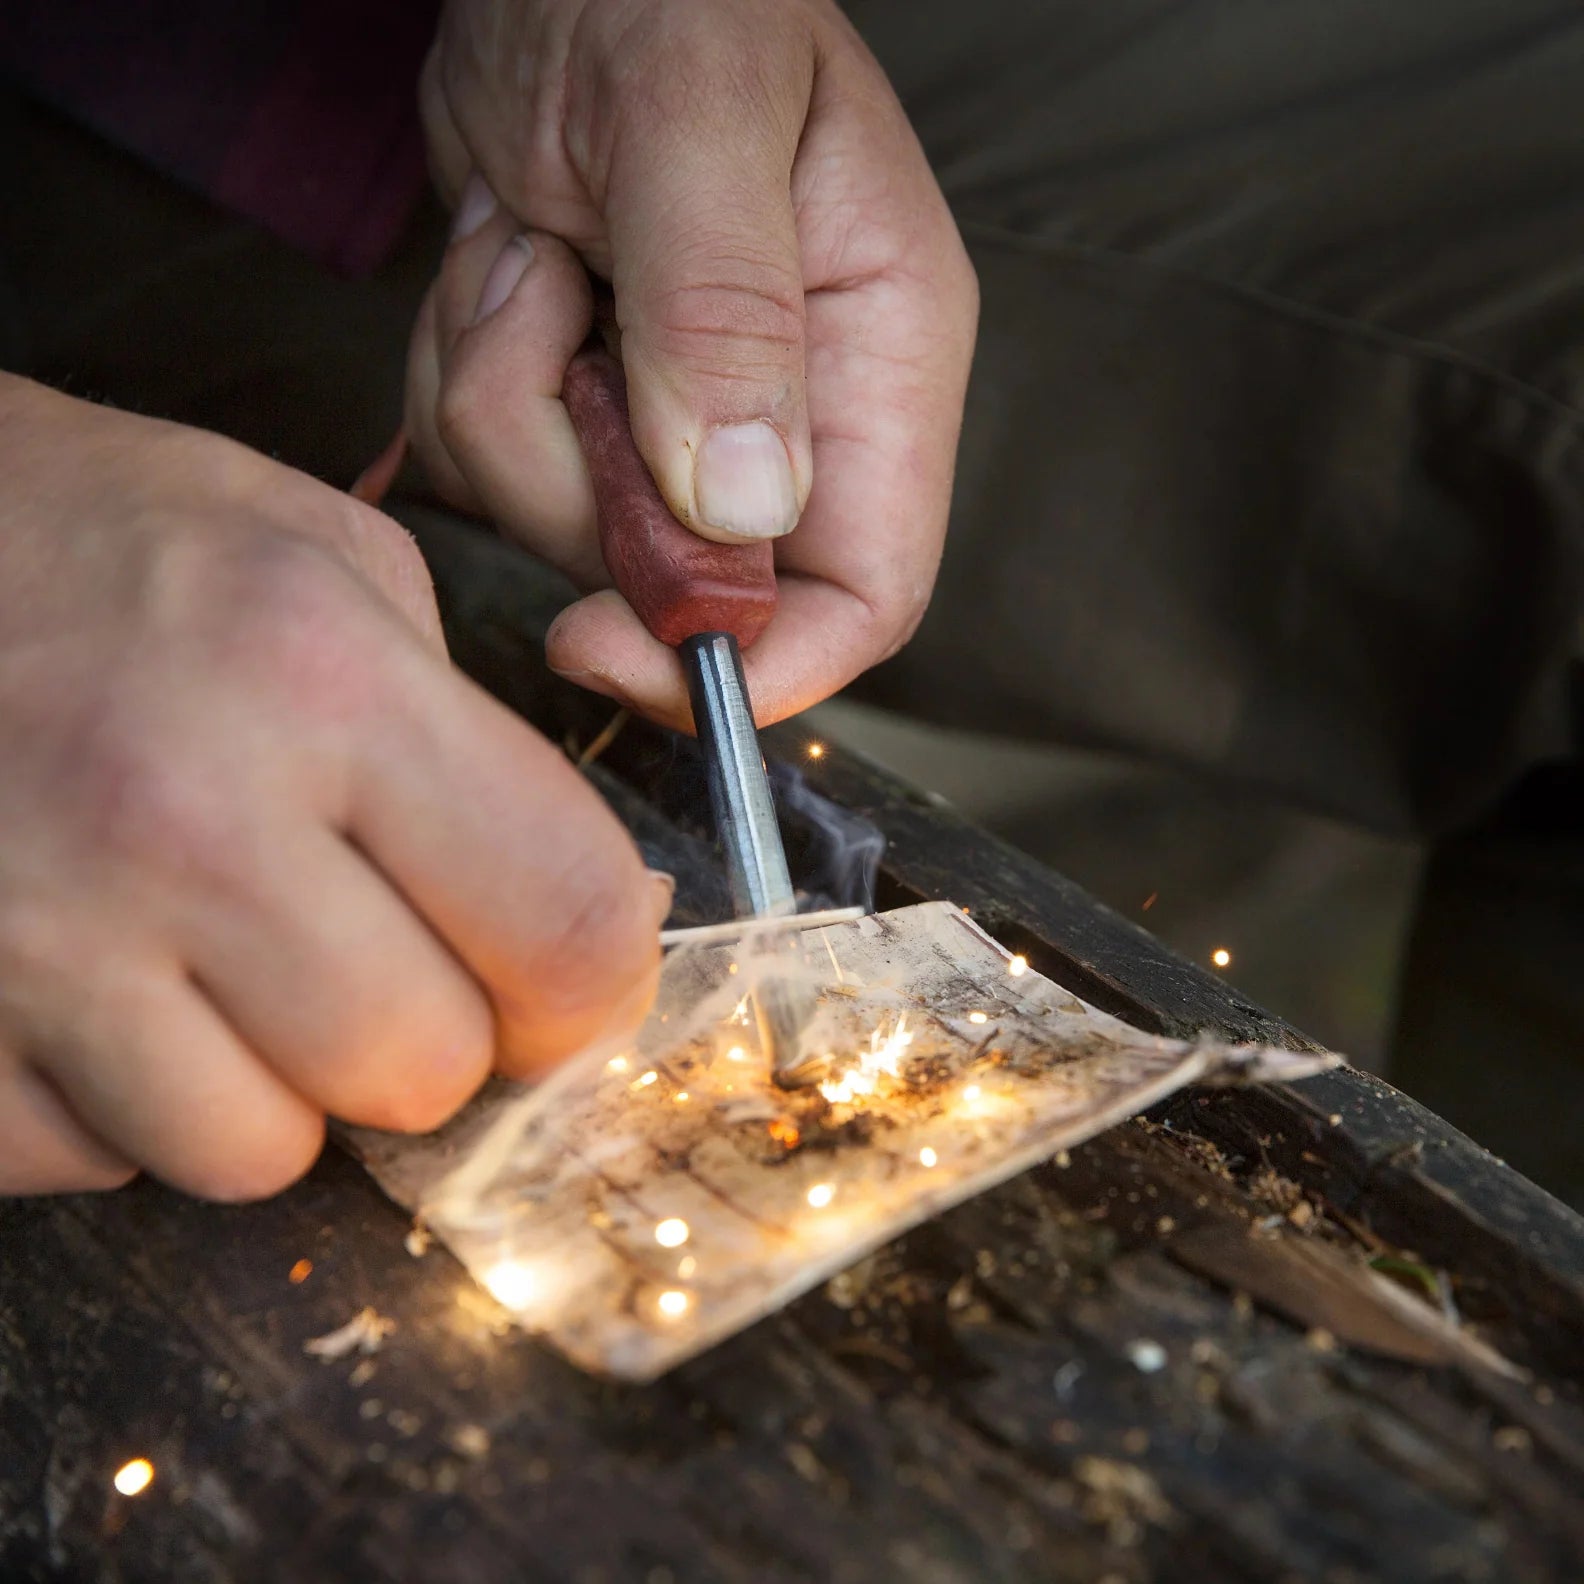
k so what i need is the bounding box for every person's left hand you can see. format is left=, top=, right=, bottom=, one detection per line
left=405, top=0, right=978, bottom=731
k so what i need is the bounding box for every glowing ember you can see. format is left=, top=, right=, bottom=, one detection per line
left=654, top=1218, right=690, bottom=1248
left=1211, top=948, right=1232, bottom=969
left=657, top=1289, right=691, bottom=1319
left=806, top=742, right=826, bottom=759
left=288, top=1258, right=313, bottom=1284
left=114, top=1459, right=154, bottom=1497
left=816, top=1016, right=915, bottom=1105
left=674, top=1091, right=690, bottom=1104
left=1007, top=955, right=1028, bottom=977
left=607, top=1055, right=629, bottom=1073
left=967, top=1011, right=988, bottom=1025
left=919, top=1147, right=938, bottom=1168
left=635, top=1071, right=659, bottom=1088
left=768, top=1117, right=801, bottom=1148
left=807, top=1183, right=835, bottom=1209
left=482, top=1260, right=538, bottom=1309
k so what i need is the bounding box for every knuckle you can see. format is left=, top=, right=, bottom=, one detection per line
left=192, top=1113, right=325, bottom=1203
left=368, top=1028, right=493, bottom=1135
left=0, top=898, right=70, bottom=981
left=218, top=533, right=386, bottom=721
left=69, top=1157, right=140, bottom=1193
left=647, top=275, right=806, bottom=380
left=71, top=712, right=239, bottom=883
left=434, top=367, right=483, bottom=458
left=525, top=850, right=652, bottom=1017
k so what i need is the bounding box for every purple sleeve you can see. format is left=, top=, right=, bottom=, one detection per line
left=3, top=0, right=442, bottom=275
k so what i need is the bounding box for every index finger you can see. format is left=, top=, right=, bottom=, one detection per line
left=343, top=636, right=665, bottom=1074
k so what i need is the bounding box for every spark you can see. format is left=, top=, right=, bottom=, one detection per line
left=962, top=1084, right=982, bottom=1102
left=635, top=1070, right=659, bottom=1088
left=677, top=1255, right=698, bottom=1278
left=1142, top=891, right=1158, bottom=911
left=806, top=742, right=826, bottom=760
left=919, top=1147, right=938, bottom=1168
left=768, top=1117, right=801, bottom=1147
left=726, top=1045, right=746, bottom=1062
left=674, top=1091, right=690, bottom=1104
left=607, top=1054, right=629, bottom=1073
left=817, top=1016, right=915, bottom=1105
left=288, top=1258, right=312, bottom=1284
left=654, top=1218, right=690, bottom=1248
left=728, top=963, right=739, bottom=975
left=1211, top=948, right=1232, bottom=969
left=807, top=1183, right=835, bottom=1209
left=1007, top=954, right=1028, bottom=977
left=482, top=1260, right=538, bottom=1310
left=114, top=1459, right=155, bottom=1497
left=657, top=1289, right=691, bottom=1319
left=967, top=1011, right=988, bottom=1025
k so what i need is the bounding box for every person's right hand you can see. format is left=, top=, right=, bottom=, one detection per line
left=0, top=375, right=665, bottom=1200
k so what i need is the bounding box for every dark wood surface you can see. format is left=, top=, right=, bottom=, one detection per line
left=3, top=514, right=1582, bottom=1584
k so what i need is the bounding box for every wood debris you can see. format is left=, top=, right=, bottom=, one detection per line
left=302, top=1307, right=396, bottom=1361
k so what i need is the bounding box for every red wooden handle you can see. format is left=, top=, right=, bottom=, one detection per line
left=561, top=349, right=778, bottom=650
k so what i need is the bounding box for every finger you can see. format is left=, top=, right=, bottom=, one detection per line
left=405, top=286, right=479, bottom=510
left=546, top=260, right=973, bottom=725
left=544, top=577, right=883, bottom=732
left=599, top=9, right=816, bottom=545
left=412, top=221, right=604, bottom=585
left=0, top=1051, right=136, bottom=1195
left=343, top=655, right=668, bottom=1076
left=181, top=825, right=495, bottom=1135
left=419, top=43, right=472, bottom=207
left=36, top=967, right=326, bottom=1202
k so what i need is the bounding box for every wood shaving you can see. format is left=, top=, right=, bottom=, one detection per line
left=303, top=1307, right=396, bottom=1360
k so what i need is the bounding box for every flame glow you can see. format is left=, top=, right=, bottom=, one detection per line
left=817, top=1017, right=915, bottom=1105
left=482, top=1260, right=539, bottom=1309
left=114, top=1459, right=155, bottom=1497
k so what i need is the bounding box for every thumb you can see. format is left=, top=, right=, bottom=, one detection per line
left=601, top=28, right=814, bottom=546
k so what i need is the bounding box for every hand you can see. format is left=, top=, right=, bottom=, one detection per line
left=407, top=0, right=977, bottom=730
left=0, top=377, right=664, bottom=1199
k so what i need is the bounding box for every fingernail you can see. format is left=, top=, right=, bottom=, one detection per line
left=451, top=172, right=498, bottom=241
left=695, top=421, right=799, bottom=538
left=647, top=870, right=676, bottom=929
left=473, top=235, right=534, bottom=323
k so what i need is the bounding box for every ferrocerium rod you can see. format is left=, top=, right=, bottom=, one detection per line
left=680, top=632, right=817, bottom=1084
left=680, top=633, right=795, bottom=919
